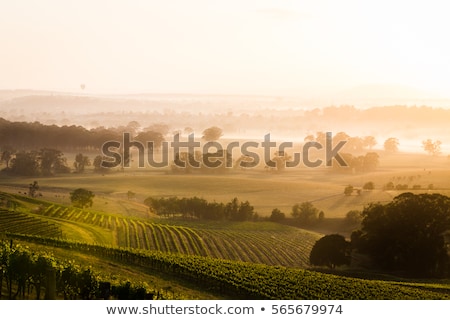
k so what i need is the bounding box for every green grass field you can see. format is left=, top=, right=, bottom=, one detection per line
left=1, top=152, right=449, bottom=219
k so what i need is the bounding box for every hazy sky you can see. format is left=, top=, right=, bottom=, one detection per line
left=1, top=0, right=450, bottom=97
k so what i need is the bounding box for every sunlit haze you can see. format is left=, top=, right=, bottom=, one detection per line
left=2, top=1, right=450, bottom=308
left=1, top=0, right=450, bottom=100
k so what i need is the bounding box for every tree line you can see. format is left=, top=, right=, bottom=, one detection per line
left=0, top=148, right=110, bottom=176
left=144, top=196, right=257, bottom=221
left=145, top=195, right=328, bottom=225
left=0, top=117, right=165, bottom=151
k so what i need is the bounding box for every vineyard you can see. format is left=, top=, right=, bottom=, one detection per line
left=2, top=191, right=449, bottom=300
left=0, top=240, right=179, bottom=300
left=4, top=234, right=450, bottom=300
left=0, top=209, right=62, bottom=238
left=5, top=193, right=321, bottom=268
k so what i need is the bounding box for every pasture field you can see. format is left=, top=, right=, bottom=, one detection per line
left=1, top=152, right=449, bottom=219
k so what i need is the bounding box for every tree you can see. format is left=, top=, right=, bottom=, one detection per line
left=422, top=139, right=442, bottom=156
left=9, top=151, right=39, bottom=176
left=352, top=193, right=450, bottom=277
left=330, top=150, right=378, bottom=174
left=74, top=153, right=90, bottom=173
left=363, top=181, right=375, bottom=190
left=384, top=138, right=399, bottom=153
left=382, top=181, right=394, bottom=190
left=135, top=130, right=165, bottom=150
left=318, top=210, right=325, bottom=221
left=202, top=126, right=223, bottom=141
left=39, top=148, right=70, bottom=176
left=362, top=152, right=379, bottom=172
left=345, top=210, right=362, bottom=225
left=125, top=121, right=141, bottom=137
left=344, top=185, right=354, bottom=196
left=238, top=200, right=255, bottom=221
left=225, top=198, right=255, bottom=221
left=28, top=181, right=40, bottom=198
left=93, top=155, right=110, bottom=173
left=309, top=234, right=351, bottom=269
left=127, top=190, right=136, bottom=200
left=0, top=146, right=15, bottom=169
left=70, top=188, right=95, bottom=209
left=291, top=202, right=320, bottom=225
left=270, top=208, right=285, bottom=222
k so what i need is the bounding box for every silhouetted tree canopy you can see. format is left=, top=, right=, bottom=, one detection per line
left=345, top=210, right=362, bottom=226
left=9, top=151, right=40, bottom=176
left=39, top=148, right=70, bottom=176
left=0, top=145, right=15, bottom=168
left=0, top=118, right=165, bottom=151
left=93, top=155, right=111, bottom=174
left=352, top=193, right=450, bottom=277
left=28, top=181, right=40, bottom=198
left=331, top=152, right=379, bottom=174
left=309, top=234, right=351, bottom=269
left=74, top=153, right=91, bottom=173
left=6, top=149, right=70, bottom=176
left=225, top=198, right=255, bottom=221
left=270, top=208, right=285, bottom=222
left=144, top=196, right=255, bottom=221
left=344, top=185, right=354, bottom=196
left=363, top=181, right=375, bottom=190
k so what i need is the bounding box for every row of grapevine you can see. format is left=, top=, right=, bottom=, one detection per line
left=7, top=193, right=318, bottom=267
left=0, top=210, right=62, bottom=238
left=6, top=233, right=450, bottom=300
left=0, top=240, right=178, bottom=300
left=113, top=217, right=318, bottom=267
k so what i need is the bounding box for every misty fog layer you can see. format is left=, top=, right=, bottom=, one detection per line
left=1, top=90, right=449, bottom=153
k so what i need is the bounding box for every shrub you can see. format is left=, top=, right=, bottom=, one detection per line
left=344, top=185, right=353, bottom=196
left=363, top=181, right=375, bottom=190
